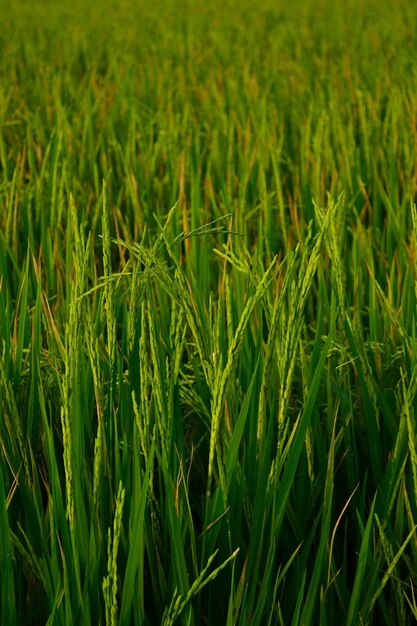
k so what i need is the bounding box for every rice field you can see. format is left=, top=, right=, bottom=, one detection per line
left=1, top=0, right=417, bottom=624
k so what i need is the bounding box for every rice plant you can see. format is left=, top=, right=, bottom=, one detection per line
left=1, top=0, right=417, bottom=624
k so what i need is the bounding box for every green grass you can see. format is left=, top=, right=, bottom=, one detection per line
left=1, top=0, right=417, bottom=623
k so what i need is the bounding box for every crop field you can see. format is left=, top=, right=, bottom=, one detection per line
left=1, top=0, right=417, bottom=624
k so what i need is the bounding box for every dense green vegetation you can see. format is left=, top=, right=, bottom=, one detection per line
left=1, top=0, right=417, bottom=623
